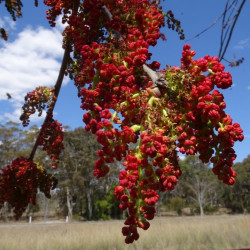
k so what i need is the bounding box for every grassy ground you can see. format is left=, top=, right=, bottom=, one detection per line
left=0, top=215, right=249, bottom=250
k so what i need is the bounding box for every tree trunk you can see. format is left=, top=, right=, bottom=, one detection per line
left=43, top=197, right=50, bottom=221
left=240, top=198, right=245, bottom=214
left=86, top=188, right=92, bottom=220
left=197, top=180, right=204, bottom=216
left=198, top=196, right=204, bottom=216
left=3, top=202, right=9, bottom=222
left=196, top=179, right=204, bottom=216
left=26, top=203, right=31, bottom=221
left=66, top=187, right=73, bottom=222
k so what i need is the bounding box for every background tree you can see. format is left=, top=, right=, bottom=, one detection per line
left=0, top=122, right=24, bottom=167
left=179, top=156, right=217, bottom=216
left=0, top=122, right=29, bottom=221
left=56, top=127, right=120, bottom=221
left=220, top=155, right=250, bottom=213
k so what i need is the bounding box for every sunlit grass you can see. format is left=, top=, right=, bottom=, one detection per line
left=0, top=215, right=249, bottom=250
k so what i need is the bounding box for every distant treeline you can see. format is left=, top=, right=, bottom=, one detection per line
left=0, top=122, right=249, bottom=221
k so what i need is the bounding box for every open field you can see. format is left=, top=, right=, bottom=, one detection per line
left=0, top=215, right=249, bottom=250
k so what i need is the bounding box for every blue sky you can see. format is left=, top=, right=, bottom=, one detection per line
left=0, top=0, right=249, bottom=163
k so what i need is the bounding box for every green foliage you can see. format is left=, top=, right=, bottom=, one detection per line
left=204, top=205, right=218, bottom=214
left=0, top=122, right=24, bottom=166
left=72, top=214, right=84, bottom=221
left=93, top=184, right=123, bottom=220
left=55, top=127, right=100, bottom=219
left=177, top=156, right=216, bottom=215
left=0, top=123, right=48, bottom=168
left=169, top=197, right=185, bottom=215
left=54, top=127, right=121, bottom=221
left=94, top=200, right=111, bottom=220
left=1, top=123, right=249, bottom=219
left=219, top=155, right=250, bottom=213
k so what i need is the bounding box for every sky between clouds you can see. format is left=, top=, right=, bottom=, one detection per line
left=0, top=0, right=250, bottom=163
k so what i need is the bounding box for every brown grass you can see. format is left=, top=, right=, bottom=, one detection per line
left=0, top=215, right=249, bottom=250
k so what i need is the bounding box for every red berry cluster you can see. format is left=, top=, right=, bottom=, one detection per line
left=38, top=118, right=64, bottom=168
left=113, top=129, right=182, bottom=243
left=52, top=1, right=165, bottom=186
left=171, top=44, right=244, bottom=185
left=0, top=157, right=56, bottom=219
left=43, top=1, right=243, bottom=243
left=44, top=0, right=80, bottom=27
left=20, top=87, right=55, bottom=126
left=19, top=85, right=63, bottom=168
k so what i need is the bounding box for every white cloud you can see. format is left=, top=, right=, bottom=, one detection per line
left=234, top=38, right=250, bottom=50
left=0, top=16, right=16, bottom=31
left=0, top=17, right=70, bottom=123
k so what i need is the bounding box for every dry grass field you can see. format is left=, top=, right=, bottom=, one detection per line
left=0, top=215, right=249, bottom=250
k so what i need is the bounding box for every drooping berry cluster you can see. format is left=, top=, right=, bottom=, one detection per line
left=38, top=118, right=64, bottom=169
left=19, top=85, right=64, bottom=169
left=20, top=87, right=55, bottom=126
left=42, top=1, right=243, bottom=243
left=44, top=0, right=80, bottom=26
left=0, top=157, right=57, bottom=219
left=175, top=44, right=244, bottom=185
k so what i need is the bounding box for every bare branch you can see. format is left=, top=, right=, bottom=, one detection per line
left=219, top=0, right=246, bottom=61
left=186, top=0, right=236, bottom=42
left=102, top=5, right=124, bottom=41
left=143, top=64, right=168, bottom=88
left=142, top=64, right=159, bottom=84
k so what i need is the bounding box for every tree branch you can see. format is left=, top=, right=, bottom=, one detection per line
left=186, top=0, right=236, bottom=42
left=143, top=64, right=168, bottom=89
left=28, top=42, right=71, bottom=161
left=102, top=5, right=124, bottom=41
left=28, top=1, right=81, bottom=161
left=219, top=0, right=246, bottom=61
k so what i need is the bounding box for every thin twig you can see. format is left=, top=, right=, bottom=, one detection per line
left=219, top=0, right=237, bottom=58
left=220, top=0, right=230, bottom=56
left=186, top=0, right=236, bottom=42
left=219, top=0, right=246, bottom=61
